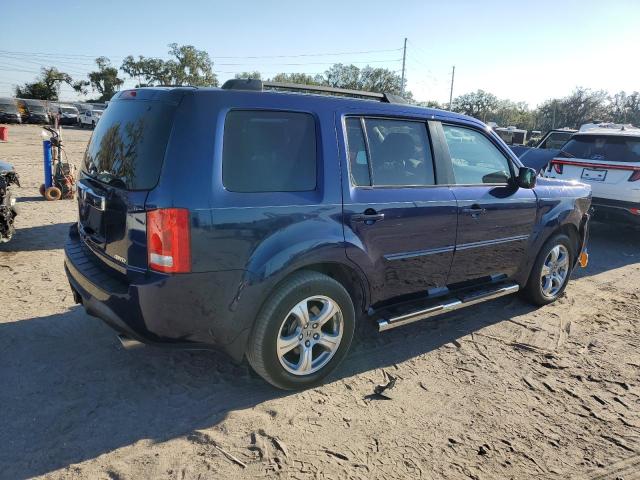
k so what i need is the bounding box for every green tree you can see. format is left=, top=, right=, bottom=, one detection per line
left=451, top=90, right=499, bottom=121
left=489, top=100, right=535, bottom=130
left=608, top=91, right=640, bottom=125
left=75, top=57, right=124, bottom=102
left=234, top=71, right=261, bottom=80
left=268, top=72, right=323, bottom=85
left=14, top=67, right=73, bottom=100
left=121, top=44, right=218, bottom=87
left=321, top=64, right=409, bottom=96
left=534, top=88, right=609, bottom=130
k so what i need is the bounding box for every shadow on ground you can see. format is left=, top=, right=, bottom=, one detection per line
left=0, top=222, right=73, bottom=252
left=1, top=296, right=533, bottom=479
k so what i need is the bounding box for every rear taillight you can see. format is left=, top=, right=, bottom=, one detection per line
left=552, top=161, right=563, bottom=174
left=147, top=208, right=191, bottom=273
left=629, top=208, right=640, bottom=216
left=628, top=170, right=640, bottom=182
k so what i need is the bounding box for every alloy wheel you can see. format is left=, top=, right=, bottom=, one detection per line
left=540, top=244, right=570, bottom=298
left=276, top=295, right=343, bottom=376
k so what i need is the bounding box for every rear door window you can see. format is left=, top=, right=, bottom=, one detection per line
left=222, top=110, right=317, bottom=192
left=560, top=135, right=640, bottom=162
left=345, top=117, right=435, bottom=187
left=82, top=100, right=177, bottom=190
left=443, top=124, right=512, bottom=185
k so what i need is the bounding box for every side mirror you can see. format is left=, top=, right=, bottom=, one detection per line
left=517, top=167, right=537, bottom=189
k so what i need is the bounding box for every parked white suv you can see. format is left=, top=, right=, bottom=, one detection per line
left=545, top=124, right=640, bottom=223
left=79, top=108, right=103, bottom=129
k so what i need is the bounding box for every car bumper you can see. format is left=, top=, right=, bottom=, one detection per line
left=63, top=224, right=253, bottom=361
left=592, top=197, right=640, bottom=224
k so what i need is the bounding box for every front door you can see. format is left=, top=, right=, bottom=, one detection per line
left=340, top=115, right=458, bottom=304
left=439, top=123, right=538, bottom=284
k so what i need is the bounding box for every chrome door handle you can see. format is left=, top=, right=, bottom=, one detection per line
left=462, top=205, right=487, bottom=216
left=352, top=210, right=385, bottom=224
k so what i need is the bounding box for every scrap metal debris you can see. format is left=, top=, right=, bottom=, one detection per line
left=366, top=371, right=398, bottom=400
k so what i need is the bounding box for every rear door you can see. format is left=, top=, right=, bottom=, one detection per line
left=78, top=91, right=180, bottom=272
left=340, top=115, right=458, bottom=304
left=438, top=123, right=538, bottom=284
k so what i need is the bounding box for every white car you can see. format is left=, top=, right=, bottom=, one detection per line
left=79, top=108, right=103, bottom=129
left=545, top=124, right=640, bottom=223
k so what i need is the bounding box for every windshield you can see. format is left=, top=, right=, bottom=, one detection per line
left=28, top=105, right=46, bottom=113
left=560, top=135, right=640, bottom=163
left=61, top=107, right=77, bottom=114
left=82, top=100, right=176, bottom=190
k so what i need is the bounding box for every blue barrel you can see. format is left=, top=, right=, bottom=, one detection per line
left=43, top=140, right=52, bottom=188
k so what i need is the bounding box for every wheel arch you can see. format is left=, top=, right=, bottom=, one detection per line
left=287, top=261, right=370, bottom=315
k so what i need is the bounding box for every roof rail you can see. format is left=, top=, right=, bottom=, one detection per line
left=221, top=78, right=407, bottom=104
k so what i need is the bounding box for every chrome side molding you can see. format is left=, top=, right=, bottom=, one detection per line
left=377, top=282, right=519, bottom=332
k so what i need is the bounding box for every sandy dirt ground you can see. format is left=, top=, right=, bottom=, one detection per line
left=1, top=124, right=639, bottom=480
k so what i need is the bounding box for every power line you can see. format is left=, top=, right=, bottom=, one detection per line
left=0, top=47, right=402, bottom=61
left=214, top=58, right=402, bottom=67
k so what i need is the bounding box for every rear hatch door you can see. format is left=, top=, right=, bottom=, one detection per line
left=78, top=90, right=182, bottom=272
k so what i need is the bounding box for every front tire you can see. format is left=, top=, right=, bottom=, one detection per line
left=246, top=271, right=355, bottom=390
left=523, top=233, right=574, bottom=305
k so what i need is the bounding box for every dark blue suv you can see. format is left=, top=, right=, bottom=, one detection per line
left=64, top=80, right=592, bottom=389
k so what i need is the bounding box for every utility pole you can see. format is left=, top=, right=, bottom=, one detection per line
left=448, top=65, right=456, bottom=109
left=400, top=37, right=407, bottom=95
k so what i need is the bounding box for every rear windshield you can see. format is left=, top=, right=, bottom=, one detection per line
left=82, top=100, right=176, bottom=190
left=560, top=135, right=640, bottom=163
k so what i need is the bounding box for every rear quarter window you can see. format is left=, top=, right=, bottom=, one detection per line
left=222, top=110, right=317, bottom=192
left=560, top=135, right=640, bottom=163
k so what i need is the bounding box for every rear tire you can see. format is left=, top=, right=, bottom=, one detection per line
left=523, top=233, right=574, bottom=305
left=246, top=271, right=355, bottom=390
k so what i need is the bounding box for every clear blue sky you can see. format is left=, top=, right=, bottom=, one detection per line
left=1, top=0, right=638, bottom=106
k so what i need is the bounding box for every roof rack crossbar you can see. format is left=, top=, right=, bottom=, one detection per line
left=221, top=78, right=407, bottom=104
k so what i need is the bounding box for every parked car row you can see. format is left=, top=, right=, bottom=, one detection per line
left=0, top=98, right=106, bottom=128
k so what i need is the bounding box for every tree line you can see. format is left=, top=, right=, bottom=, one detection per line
left=13, top=43, right=407, bottom=104
left=13, top=43, right=640, bottom=131
left=443, top=88, right=640, bottom=131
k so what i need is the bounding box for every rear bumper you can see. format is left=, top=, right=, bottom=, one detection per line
left=64, top=224, right=254, bottom=361
left=592, top=197, right=640, bottom=224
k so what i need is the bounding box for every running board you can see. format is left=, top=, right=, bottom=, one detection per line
left=377, top=282, right=519, bottom=332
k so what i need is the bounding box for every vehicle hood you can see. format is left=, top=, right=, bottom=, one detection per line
left=535, top=176, right=592, bottom=199
left=511, top=146, right=561, bottom=173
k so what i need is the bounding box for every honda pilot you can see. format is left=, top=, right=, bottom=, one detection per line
left=65, top=80, right=592, bottom=390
